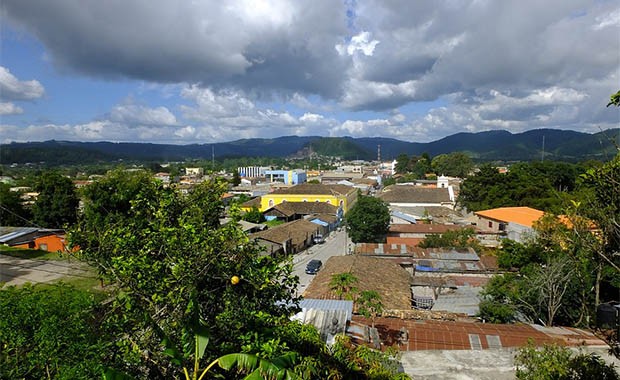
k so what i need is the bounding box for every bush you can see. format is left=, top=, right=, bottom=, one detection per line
left=478, top=299, right=515, bottom=324
left=515, top=343, right=619, bottom=380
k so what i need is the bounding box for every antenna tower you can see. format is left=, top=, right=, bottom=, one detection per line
left=377, top=144, right=381, bottom=162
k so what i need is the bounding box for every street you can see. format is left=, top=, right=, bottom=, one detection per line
left=291, top=227, right=351, bottom=296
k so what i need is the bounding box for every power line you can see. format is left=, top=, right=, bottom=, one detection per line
left=0, top=203, right=44, bottom=228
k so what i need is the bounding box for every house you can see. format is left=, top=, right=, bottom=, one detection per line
left=0, top=227, right=67, bottom=252
left=263, top=201, right=340, bottom=222
left=378, top=185, right=456, bottom=209
left=250, top=219, right=323, bottom=254
left=474, top=206, right=544, bottom=243
left=387, top=224, right=466, bottom=247
left=260, top=183, right=358, bottom=213
left=321, top=171, right=364, bottom=184
left=303, top=255, right=412, bottom=311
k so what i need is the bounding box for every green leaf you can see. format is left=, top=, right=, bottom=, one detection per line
left=102, top=367, right=136, bottom=380
left=161, top=337, right=184, bottom=366
left=195, top=326, right=210, bottom=360
left=217, top=353, right=260, bottom=371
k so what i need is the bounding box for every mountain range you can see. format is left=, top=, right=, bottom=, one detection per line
left=1, top=128, right=618, bottom=165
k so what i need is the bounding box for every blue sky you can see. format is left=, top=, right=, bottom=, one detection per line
left=1, top=1, right=618, bottom=144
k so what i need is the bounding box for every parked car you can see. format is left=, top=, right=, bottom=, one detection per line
left=305, top=259, right=323, bottom=275
left=313, top=234, right=325, bottom=244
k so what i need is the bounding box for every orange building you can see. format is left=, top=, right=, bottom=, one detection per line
left=0, top=227, right=68, bottom=252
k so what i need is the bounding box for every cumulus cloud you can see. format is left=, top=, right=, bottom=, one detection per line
left=335, top=31, right=380, bottom=56
left=0, top=66, right=44, bottom=101
left=2, top=1, right=618, bottom=143
left=2, top=0, right=348, bottom=98
left=0, top=102, right=23, bottom=115
left=109, top=104, right=178, bottom=126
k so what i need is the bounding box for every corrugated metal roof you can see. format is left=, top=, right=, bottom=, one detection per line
left=391, top=211, right=418, bottom=224
left=299, top=299, right=354, bottom=320
left=0, top=227, right=39, bottom=244
left=310, top=219, right=329, bottom=227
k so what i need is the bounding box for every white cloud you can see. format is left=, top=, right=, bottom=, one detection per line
left=0, top=66, right=45, bottom=101
left=109, top=104, right=178, bottom=126
left=0, top=102, right=23, bottom=115
left=2, top=1, right=618, bottom=143
left=593, top=8, right=620, bottom=30
left=335, top=31, right=380, bottom=56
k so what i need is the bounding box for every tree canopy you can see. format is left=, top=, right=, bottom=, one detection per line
left=69, top=170, right=300, bottom=377
left=0, top=183, right=30, bottom=226
left=431, top=152, right=473, bottom=178
left=458, top=161, right=586, bottom=212
left=345, top=194, right=390, bottom=243
left=31, top=171, right=79, bottom=228
left=67, top=170, right=409, bottom=379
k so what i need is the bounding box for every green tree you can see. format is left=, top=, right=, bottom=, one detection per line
left=69, top=170, right=300, bottom=377
left=329, top=272, right=359, bottom=301
left=242, top=206, right=265, bottom=224
left=607, top=90, right=620, bottom=107
left=0, top=183, right=30, bottom=226
left=418, top=228, right=480, bottom=250
left=394, top=153, right=410, bottom=174
left=515, top=342, right=619, bottom=380
left=231, top=170, right=241, bottom=186
left=458, top=161, right=585, bottom=212
left=31, top=171, right=79, bottom=228
left=345, top=194, right=390, bottom=243
left=431, top=152, right=473, bottom=178
left=357, top=290, right=383, bottom=328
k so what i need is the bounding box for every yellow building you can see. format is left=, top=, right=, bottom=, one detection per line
left=260, top=183, right=358, bottom=214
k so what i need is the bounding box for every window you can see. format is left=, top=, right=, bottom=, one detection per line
left=488, top=221, right=493, bottom=228
left=268, top=199, right=274, bottom=207
left=303, top=199, right=307, bottom=202
left=39, top=243, right=48, bottom=251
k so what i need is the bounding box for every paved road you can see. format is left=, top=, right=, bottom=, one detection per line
left=0, top=255, right=93, bottom=286
left=291, top=228, right=351, bottom=296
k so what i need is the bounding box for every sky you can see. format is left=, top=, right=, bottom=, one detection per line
left=0, top=0, right=619, bottom=144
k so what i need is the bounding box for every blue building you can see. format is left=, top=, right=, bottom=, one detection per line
left=264, top=169, right=307, bottom=185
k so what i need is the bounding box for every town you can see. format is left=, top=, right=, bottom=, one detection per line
left=1, top=146, right=619, bottom=379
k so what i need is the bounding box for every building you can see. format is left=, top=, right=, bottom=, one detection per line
left=250, top=219, right=322, bottom=254
left=238, top=166, right=271, bottom=178
left=387, top=224, right=466, bottom=246
left=185, top=167, right=204, bottom=177
left=0, top=227, right=67, bottom=252
left=474, top=206, right=544, bottom=243
left=378, top=185, right=456, bottom=209
left=259, top=183, right=358, bottom=213
left=263, top=201, right=340, bottom=222
left=303, top=255, right=413, bottom=311
left=264, top=169, right=307, bottom=185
